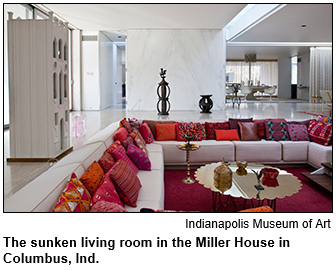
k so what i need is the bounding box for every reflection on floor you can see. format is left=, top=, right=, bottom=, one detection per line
left=4, top=100, right=322, bottom=199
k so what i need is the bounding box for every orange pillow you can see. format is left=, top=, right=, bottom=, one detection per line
left=155, top=124, right=177, bottom=141
left=79, top=161, right=104, bottom=196
left=215, top=129, right=240, bottom=141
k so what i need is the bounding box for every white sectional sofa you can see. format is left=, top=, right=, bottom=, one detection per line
left=4, top=118, right=332, bottom=212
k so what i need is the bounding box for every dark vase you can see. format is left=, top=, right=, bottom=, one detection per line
left=199, top=94, right=213, bottom=113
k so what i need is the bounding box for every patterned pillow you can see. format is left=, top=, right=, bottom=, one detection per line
left=90, top=201, right=128, bottom=212
left=155, top=123, right=177, bottom=141
left=127, top=144, right=151, bottom=171
left=111, top=145, right=139, bottom=174
left=287, top=124, right=309, bottom=141
left=130, top=129, right=148, bottom=155
left=142, top=120, right=176, bottom=139
left=79, top=161, right=104, bottom=196
left=138, top=122, right=154, bottom=144
left=109, top=159, right=142, bottom=207
left=264, top=120, right=290, bottom=141
left=90, top=170, right=124, bottom=208
left=255, top=118, right=286, bottom=139
left=215, top=129, right=240, bottom=141
left=127, top=118, right=140, bottom=130
left=114, top=127, right=128, bottom=142
left=205, top=122, right=230, bottom=140
left=120, top=118, right=132, bottom=133
left=318, top=115, right=332, bottom=125
left=106, top=140, right=122, bottom=156
left=199, top=123, right=207, bottom=140
left=308, top=119, right=332, bottom=146
left=98, top=150, right=115, bottom=173
left=121, top=136, right=135, bottom=149
left=52, top=173, right=91, bottom=212
left=176, top=122, right=202, bottom=141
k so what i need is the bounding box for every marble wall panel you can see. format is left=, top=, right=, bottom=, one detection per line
left=127, top=29, right=225, bottom=111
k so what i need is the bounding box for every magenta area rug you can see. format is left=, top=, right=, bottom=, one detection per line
left=164, top=167, right=332, bottom=213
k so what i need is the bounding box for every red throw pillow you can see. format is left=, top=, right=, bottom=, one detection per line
left=120, top=118, right=132, bottom=133
left=155, top=123, right=177, bottom=141
left=109, top=159, right=142, bottom=207
left=111, top=145, right=139, bottom=174
left=98, top=150, right=115, bottom=173
left=90, top=201, right=128, bottom=212
left=138, top=122, right=154, bottom=144
left=308, top=119, right=332, bottom=146
left=79, top=161, right=104, bottom=196
left=205, top=122, right=230, bottom=140
left=215, top=129, right=240, bottom=141
left=114, top=127, right=128, bottom=142
left=106, top=140, right=122, bottom=156
left=130, top=129, right=148, bottom=155
left=176, top=122, right=202, bottom=141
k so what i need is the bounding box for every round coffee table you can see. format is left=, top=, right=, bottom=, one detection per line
left=195, top=162, right=302, bottom=212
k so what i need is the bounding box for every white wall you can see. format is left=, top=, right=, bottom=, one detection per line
left=72, top=29, right=82, bottom=111
left=82, top=31, right=100, bottom=110
left=278, top=57, right=291, bottom=99
left=126, top=29, right=225, bottom=111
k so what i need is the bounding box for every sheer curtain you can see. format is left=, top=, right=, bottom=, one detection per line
left=226, top=61, right=278, bottom=92
left=309, top=47, right=332, bottom=99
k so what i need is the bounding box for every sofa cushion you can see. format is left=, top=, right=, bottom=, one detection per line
left=204, top=121, right=229, bottom=140
left=90, top=171, right=124, bottom=207
left=264, top=119, right=290, bottom=141
left=79, top=161, right=104, bottom=196
left=90, top=201, right=127, bottom=212
left=215, top=129, right=240, bottom=141
left=127, top=144, right=151, bottom=171
left=287, top=123, right=309, bottom=141
left=98, top=150, right=115, bottom=173
left=142, top=120, right=176, bottom=139
left=138, top=122, right=154, bottom=144
left=114, top=127, right=129, bottom=142
left=238, top=122, right=260, bottom=141
left=111, top=145, right=139, bottom=174
left=280, top=141, right=309, bottom=162
left=155, top=123, right=177, bottom=141
left=234, top=141, right=281, bottom=162
left=176, top=122, right=202, bottom=141
left=52, top=173, right=91, bottom=212
left=308, top=142, right=333, bottom=168
left=308, top=119, right=332, bottom=146
left=109, top=160, right=142, bottom=207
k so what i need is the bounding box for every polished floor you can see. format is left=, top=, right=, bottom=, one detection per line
left=3, top=99, right=324, bottom=199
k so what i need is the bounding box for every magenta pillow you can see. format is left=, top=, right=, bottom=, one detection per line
left=90, top=171, right=124, bottom=208
left=114, top=127, right=128, bottom=142
left=109, top=159, right=142, bottom=207
left=127, top=144, right=151, bottom=171
left=264, top=120, right=290, bottom=141
left=287, top=123, right=309, bottom=141
left=308, top=119, right=332, bottom=146
left=111, top=145, right=139, bottom=174
left=90, top=201, right=127, bottom=212
left=138, top=122, right=154, bottom=144
left=121, top=135, right=135, bottom=149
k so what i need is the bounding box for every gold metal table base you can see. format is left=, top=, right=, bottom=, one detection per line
left=182, top=176, right=195, bottom=184
left=177, top=142, right=200, bottom=184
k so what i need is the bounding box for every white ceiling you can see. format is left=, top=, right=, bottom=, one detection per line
left=42, top=3, right=332, bottom=60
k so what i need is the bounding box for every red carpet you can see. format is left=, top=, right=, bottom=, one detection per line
left=164, top=167, right=332, bottom=212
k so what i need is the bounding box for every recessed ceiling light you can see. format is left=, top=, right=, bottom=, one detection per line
left=301, top=24, right=307, bottom=28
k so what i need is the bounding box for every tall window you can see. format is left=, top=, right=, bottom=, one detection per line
left=4, top=4, right=33, bottom=127
left=291, top=56, right=297, bottom=85
left=226, top=61, right=278, bottom=87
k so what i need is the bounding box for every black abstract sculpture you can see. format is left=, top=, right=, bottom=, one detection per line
left=157, top=68, right=171, bottom=115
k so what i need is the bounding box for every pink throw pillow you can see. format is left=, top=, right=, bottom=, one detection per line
left=287, top=124, right=309, bottom=141
left=98, top=150, right=115, bottom=173
left=90, top=201, right=127, bottom=212
left=138, top=122, right=154, bottom=144
left=111, top=145, right=139, bottom=174
left=114, top=127, right=128, bottom=142
left=127, top=144, right=151, bottom=171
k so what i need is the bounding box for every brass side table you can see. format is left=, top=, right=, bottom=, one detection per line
left=177, top=142, right=200, bottom=184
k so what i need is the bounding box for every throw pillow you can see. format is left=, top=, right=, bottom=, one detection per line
left=98, top=150, right=115, bottom=173
left=239, top=206, right=273, bottom=212
left=138, top=122, right=154, bottom=144
left=127, top=144, right=151, bottom=171
left=254, top=118, right=287, bottom=139
left=90, top=201, right=128, bottom=212
left=287, top=124, right=309, bottom=141
left=90, top=170, right=124, bottom=208
left=106, top=140, right=122, bottom=156
left=228, top=118, right=253, bottom=130
left=128, top=118, right=140, bottom=130
left=215, top=129, right=240, bottom=141
left=143, top=120, right=176, bottom=139
left=176, top=122, right=202, bottom=141
left=120, top=118, right=132, bottom=133
left=79, top=161, right=104, bottom=196
left=199, top=123, right=207, bottom=140
left=130, top=129, right=148, bottom=155
left=264, top=120, right=290, bottom=141
left=52, top=173, right=91, bottom=212
left=308, top=119, right=332, bottom=146
left=155, top=123, right=177, bottom=141
left=109, top=159, right=142, bottom=207
left=114, top=127, right=128, bottom=142
left=205, top=122, right=230, bottom=140
left=111, top=145, right=139, bottom=174
left=318, top=115, right=332, bottom=125
left=121, top=135, right=135, bottom=149
left=238, top=122, right=260, bottom=141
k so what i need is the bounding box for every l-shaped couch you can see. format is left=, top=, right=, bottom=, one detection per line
left=4, top=118, right=332, bottom=212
